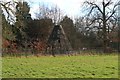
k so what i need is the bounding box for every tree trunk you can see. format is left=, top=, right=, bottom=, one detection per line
left=102, top=1, right=107, bottom=53
left=118, top=4, right=120, bottom=53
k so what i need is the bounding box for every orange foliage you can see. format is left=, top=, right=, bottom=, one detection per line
left=2, top=39, right=10, bottom=48
left=2, top=38, right=18, bottom=53
left=32, top=40, right=46, bottom=51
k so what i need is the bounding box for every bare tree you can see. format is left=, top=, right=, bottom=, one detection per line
left=84, top=0, right=120, bottom=52
left=0, top=1, right=27, bottom=24
left=118, top=1, right=120, bottom=52
left=49, top=5, right=64, bottom=24
left=35, top=3, right=50, bottom=19
left=0, top=1, right=18, bottom=23
left=35, top=3, right=63, bottom=24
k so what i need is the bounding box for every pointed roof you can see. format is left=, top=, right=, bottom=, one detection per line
left=46, top=25, right=72, bottom=55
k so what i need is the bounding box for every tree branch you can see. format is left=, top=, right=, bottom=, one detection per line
left=85, top=1, right=103, bottom=14
left=88, top=6, right=95, bottom=16
left=106, top=4, right=117, bottom=21
left=0, top=1, right=15, bottom=21
left=87, top=17, right=102, bottom=26
left=105, top=0, right=113, bottom=7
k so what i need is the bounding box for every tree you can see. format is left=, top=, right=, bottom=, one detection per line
left=74, top=17, right=102, bottom=49
left=60, top=16, right=78, bottom=50
left=35, top=3, right=63, bottom=24
left=2, top=14, right=15, bottom=41
left=49, top=5, right=64, bottom=24
left=0, top=1, right=18, bottom=23
left=13, top=1, right=32, bottom=50
left=84, top=0, right=119, bottom=52
left=28, top=19, right=53, bottom=41
left=27, top=19, right=53, bottom=55
left=118, top=1, right=120, bottom=52
left=2, top=10, right=17, bottom=54
left=35, top=3, right=50, bottom=19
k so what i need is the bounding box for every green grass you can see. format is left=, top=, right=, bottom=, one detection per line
left=2, top=54, right=118, bottom=78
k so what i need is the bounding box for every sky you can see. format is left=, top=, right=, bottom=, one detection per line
left=26, top=0, right=85, bottom=19
left=3, top=0, right=119, bottom=19
left=25, top=0, right=119, bottom=19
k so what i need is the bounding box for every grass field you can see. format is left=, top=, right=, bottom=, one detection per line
left=2, top=54, right=118, bottom=78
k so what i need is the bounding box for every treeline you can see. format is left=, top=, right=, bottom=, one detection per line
left=1, top=1, right=119, bottom=56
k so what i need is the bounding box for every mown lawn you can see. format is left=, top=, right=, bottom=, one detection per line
left=2, top=54, right=118, bottom=78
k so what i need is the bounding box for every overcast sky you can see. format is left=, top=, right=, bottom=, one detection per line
left=24, top=0, right=118, bottom=19
left=3, top=0, right=119, bottom=19
left=25, top=0, right=85, bottom=19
